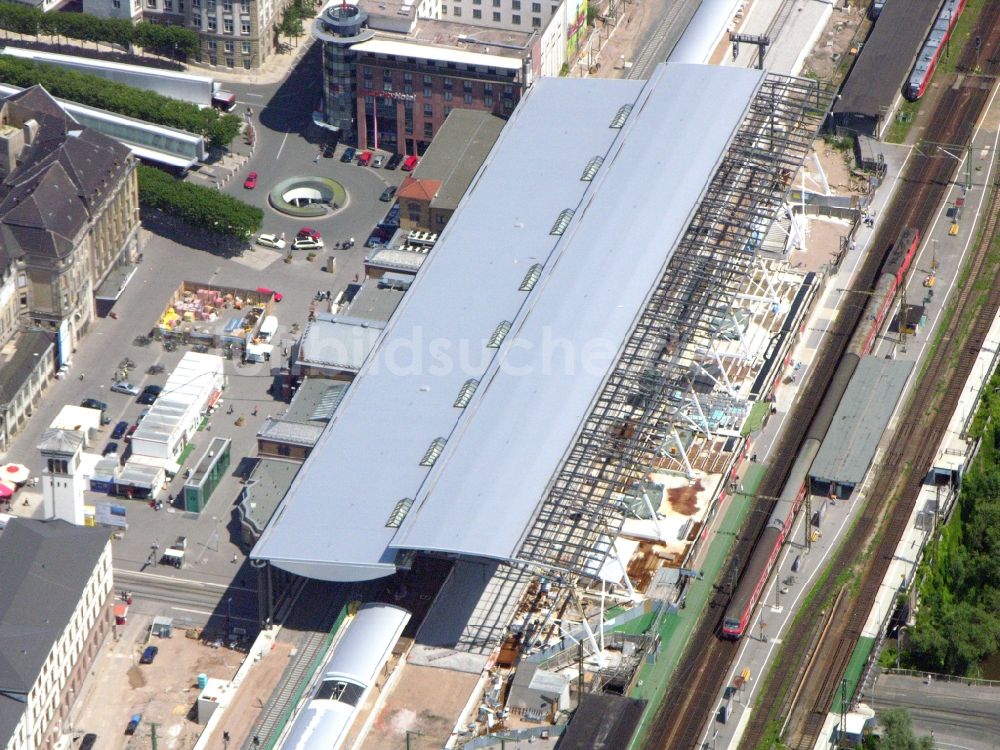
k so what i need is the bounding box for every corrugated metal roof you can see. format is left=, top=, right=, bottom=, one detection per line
left=810, top=356, right=914, bottom=487
left=251, top=64, right=766, bottom=582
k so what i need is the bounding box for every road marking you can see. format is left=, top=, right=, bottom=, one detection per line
left=275, top=131, right=290, bottom=160
left=242, top=93, right=264, bottom=99
left=172, top=606, right=258, bottom=623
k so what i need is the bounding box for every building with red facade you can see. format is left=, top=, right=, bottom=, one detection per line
left=313, top=0, right=536, bottom=153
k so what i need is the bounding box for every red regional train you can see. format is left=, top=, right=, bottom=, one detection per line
left=722, top=226, right=920, bottom=638
left=905, top=0, right=966, bottom=101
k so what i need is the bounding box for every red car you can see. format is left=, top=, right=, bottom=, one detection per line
left=297, top=227, right=321, bottom=240
left=243, top=171, right=258, bottom=189
left=358, top=150, right=373, bottom=166
left=256, top=286, right=283, bottom=302
left=402, top=155, right=419, bottom=171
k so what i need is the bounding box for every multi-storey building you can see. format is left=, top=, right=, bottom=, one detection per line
left=0, top=86, right=141, bottom=356
left=83, top=0, right=287, bottom=69
left=314, top=0, right=536, bottom=152
left=0, top=518, right=114, bottom=750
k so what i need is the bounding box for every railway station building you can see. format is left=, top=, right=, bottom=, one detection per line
left=251, top=62, right=830, bottom=746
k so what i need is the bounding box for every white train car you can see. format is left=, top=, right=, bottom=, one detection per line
left=279, top=604, right=410, bottom=750
left=668, top=0, right=746, bottom=65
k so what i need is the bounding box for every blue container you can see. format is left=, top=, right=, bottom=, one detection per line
left=197, top=673, right=208, bottom=689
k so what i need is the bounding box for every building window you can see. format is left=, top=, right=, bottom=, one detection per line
left=179, top=0, right=184, bottom=9
left=423, top=74, right=432, bottom=84
left=225, top=40, right=233, bottom=52
left=242, top=41, right=251, bottom=53
left=551, top=3, right=557, bottom=12
left=244, top=59, right=251, bottom=69
left=463, top=80, right=473, bottom=92
left=224, top=18, right=233, bottom=33
left=365, top=67, right=374, bottom=76
left=163, top=0, right=172, bottom=9
left=512, top=13, right=520, bottom=23
left=444, top=91, right=453, bottom=101
left=532, top=16, right=540, bottom=26
left=383, top=69, right=393, bottom=82
left=193, top=14, right=201, bottom=26
left=463, top=93, right=472, bottom=104
left=208, top=16, right=217, bottom=30
left=403, top=71, right=412, bottom=82
left=423, top=122, right=433, bottom=137
left=207, top=0, right=215, bottom=9
left=423, top=103, right=433, bottom=116
left=227, top=57, right=234, bottom=67
left=46, top=458, right=68, bottom=474
left=404, top=83, right=413, bottom=94
left=442, top=4, right=447, bottom=12
left=531, top=1, right=540, bottom=10
left=492, top=11, right=499, bottom=20
left=241, top=0, right=249, bottom=10
left=484, top=95, right=493, bottom=107
left=208, top=39, right=217, bottom=49
left=145, top=0, right=156, bottom=7
left=112, top=0, right=120, bottom=6
left=277, top=444, right=291, bottom=456
left=192, top=0, right=200, bottom=7
left=443, top=77, right=452, bottom=88
left=512, top=0, right=519, bottom=7
left=241, top=19, right=250, bottom=33
left=473, top=9, right=481, bottom=17
left=383, top=81, right=393, bottom=92
left=223, top=0, right=231, bottom=8
left=453, top=4, right=460, bottom=14
left=484, top=82, right=493, bottom=93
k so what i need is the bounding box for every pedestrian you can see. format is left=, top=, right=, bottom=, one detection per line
left=231, top=554, right=238, bottom=564
left=314, top=152, right=320, bottom=164
left=252, top=406, right=258, bottom=416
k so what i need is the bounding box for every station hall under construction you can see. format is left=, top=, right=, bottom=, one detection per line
left=249, top=61, right=833, bottom=744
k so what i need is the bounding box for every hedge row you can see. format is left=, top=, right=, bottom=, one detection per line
left=0, top=2, right=199, bottom=59
left=0, top=56, right=242, bottom=148
left=138, top=165, right=262, bottom=241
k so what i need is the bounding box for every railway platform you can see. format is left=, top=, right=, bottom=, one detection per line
left=707, top=74, right=1000, bottom=750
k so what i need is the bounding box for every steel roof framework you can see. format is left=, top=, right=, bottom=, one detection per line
left=516, top=74, right=833, bottom=579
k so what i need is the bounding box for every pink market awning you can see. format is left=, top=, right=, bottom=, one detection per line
left=0, top=482, right=13, bottom=499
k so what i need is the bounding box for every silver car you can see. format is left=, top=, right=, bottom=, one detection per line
left=256, top=233, right=287, bottom=250
left=110, top=381, right=140, bottom=396
left=292, top=236, right=324, bottom=251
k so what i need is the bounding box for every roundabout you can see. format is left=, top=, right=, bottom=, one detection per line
left=269, top=176, right=347, bottom=218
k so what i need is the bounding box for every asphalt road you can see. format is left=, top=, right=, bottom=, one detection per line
left=871, top=673, right=1000, bottom=750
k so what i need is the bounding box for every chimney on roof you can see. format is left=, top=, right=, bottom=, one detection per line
left=0, top=123, right=25, bottom=180
left=22, top=119, right=38, bottom=146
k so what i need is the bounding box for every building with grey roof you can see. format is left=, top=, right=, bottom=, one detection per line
left=810, top=356, right=914, bottom=499
left=293, top=314, right=386, bottom=382
left=237, top=459, right=301, bottom=548
left=0, top=329, right=54, bottom=453
left=398, top=109, right=505, bottom=234
left=251, top=62, right=828, bottom=602
left=0, top=86, right=141, bottom=356
left=0, top=518, right=113, bottom=749
left=257, top=378, right=349, bottom=461
left=344, top=281, right=405, bottom=323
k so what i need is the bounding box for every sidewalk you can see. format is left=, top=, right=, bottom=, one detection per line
left=195, top=36, right=315, bottom=86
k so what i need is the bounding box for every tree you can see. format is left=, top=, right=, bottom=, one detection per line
left=866, top=708, right=935, bottom=750
left=138, top=165, right=262, bottom=242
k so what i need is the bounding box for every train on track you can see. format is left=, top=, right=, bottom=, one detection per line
left=905, top=0, right=967, bottom=101
left=278, top=604, right=410, bottom=750
left=722, top=227, right=920, bottom=638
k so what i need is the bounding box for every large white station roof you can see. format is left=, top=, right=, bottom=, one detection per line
left=251, top=63, right=767, bottom=582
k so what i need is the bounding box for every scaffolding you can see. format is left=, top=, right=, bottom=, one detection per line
left=515, top=74, right=833, bottom=580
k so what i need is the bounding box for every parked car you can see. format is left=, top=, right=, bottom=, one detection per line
left=257, top=286, right=283, bottom=303
left=297, top=227, right=322, bottom=240
left=110, top=381, right=140, bottom=396
left=380, top=185, right=397, bottom=202
left=358, top=150, right=373, bottom=166
left=256, top=233, right=286, bottom=250
left=402, top=155, right=419, bottom=171
left=103, top=442, right=119, bottom=456
left=124, top=424, right=138, bottom=443
left=340, top=146, right=356, bottom=163
left=81, top=398, right=108, bottom=413
left=293, top=236, right=324, bottom=251
left=243, top=171, right=258, bottom=189
left=139, top=646, right=158, bottom=664
left=137, top=385, right=162, bottom=405
left=111, top=420, right=129, bottom=439
left=372, top=154, right=385, bottom=168
left=137, top=408, right=151, bottom=423
left=80, top=734, right=97, bottom=750
left=385, top=153, right=403, bottom=170
left=322, top=143, right=336, bottom=158
left=125, top=715, right=141, bottom=735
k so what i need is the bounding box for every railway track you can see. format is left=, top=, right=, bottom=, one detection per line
left=748, top=5, right=1000, bottom=748
left=644, top=8, right=1000, bottom=748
